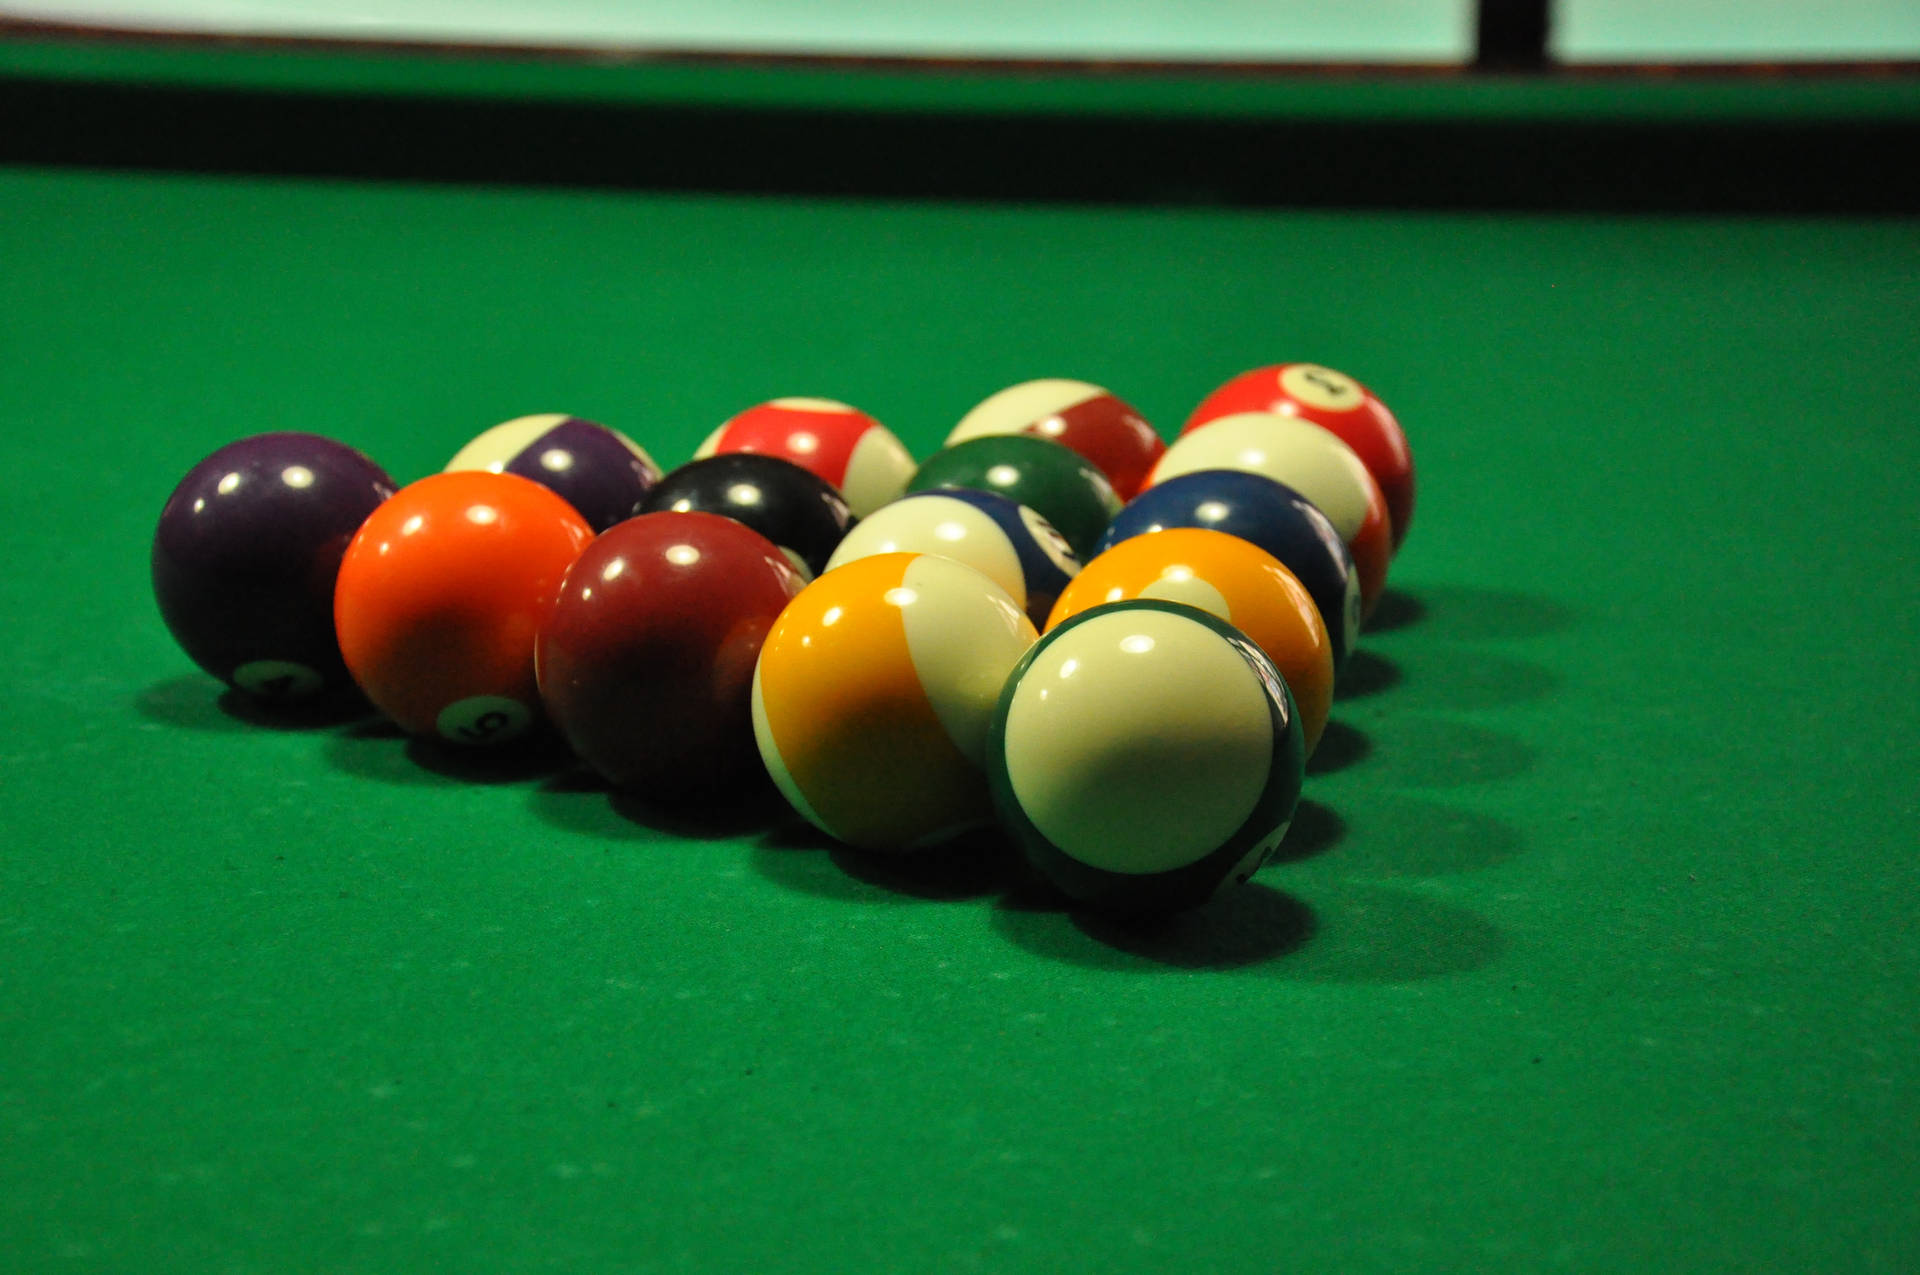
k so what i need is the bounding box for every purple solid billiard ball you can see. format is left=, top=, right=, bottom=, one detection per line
left=444, top=414, right=662, bottom=532
left=152, top=432, right=396, bottom=702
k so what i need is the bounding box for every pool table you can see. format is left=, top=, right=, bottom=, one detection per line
left=3, top=29, right=1919, bottom=1275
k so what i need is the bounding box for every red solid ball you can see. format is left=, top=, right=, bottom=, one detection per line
left=536, top=511, right=808, bottom=797
left=1186, top=363, right=1414, bottom=553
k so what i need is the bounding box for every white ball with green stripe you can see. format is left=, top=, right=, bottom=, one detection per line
left=987, top=600, right=1304, bottom=912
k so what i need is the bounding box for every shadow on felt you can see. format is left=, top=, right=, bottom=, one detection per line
left=528, top=764, right=790, bottom=842
left=1334, top=649, right=1401, bottom=701
left=1368, top=585, right=1576, bottom=643
left=322, top=718, right=571, bottom=787
left=136, top=673, right=376, bottom=733
left=749, top=820, right=1019, bottom=904
left=1305, top=719, right=1370, bottom=776
left=991, top=881, right=1315, bottom=972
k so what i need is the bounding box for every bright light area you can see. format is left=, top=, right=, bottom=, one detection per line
left=1556, top=0, right=1920, bottom=60
left=0, top=0, right=1475, bottom=60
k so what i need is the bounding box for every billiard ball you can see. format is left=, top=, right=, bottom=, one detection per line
left=536, top=512, right=806, bottom=797
left=444, top=413, right=662, bottom=533
left=752, top=553, right=1037, bottom=851
left=637, top=453, right=855, bottom=579
left=1047, top=528, right=1334, bottom=756
left=152, top=432, right=396, bottom=702
left=906, top=435, right=1122, bottom=562
left=1147, top=413, right=1392, bottom=620
left=946, top=379, right=1165, bottom=500
left=988, top=600, right=1304, bottom=914
left=1186, top=363, right=1414, bottom=552
left=696, top=397, right=914, bottom=517
left=824, top=489, right=1080, bottom=626
left=334, top=471, right=593, bottom=746
left=1097, top=469, right=1361, bottom=675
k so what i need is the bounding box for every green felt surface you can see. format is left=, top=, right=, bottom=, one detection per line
left=3, top=141, right=1920, bottom=1273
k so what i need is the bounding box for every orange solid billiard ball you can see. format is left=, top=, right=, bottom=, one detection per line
left=334, top=471, right=593, bottom=745
left=1045, top=528, right=1334, bottom=756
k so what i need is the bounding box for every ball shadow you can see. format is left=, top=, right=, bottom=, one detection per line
left=528, top=767, right=656, bottom=841
left=322, top=720, right=572, bottom=787
left=1364, top=589, right=1425, bottom=633
left=322, top=718, right=440, bottom=785
left=1267, top=797, right=1344, bottom=867
left=1371, top=647, right=1559, bottom=712
left=829, top=828, right=1023, bottom=903
left=749, top=822, right=1015, bottom=905
left=1291, top=793, right=1526, bottom=880
left=136, top=674, right=375, bottom=733
left=218, top=686, right=376, bottom=731
left=610, top=775, right=790, bottom=841
left=989, top=883, right=1314, bottom=972
left=1377, top=586, right=1575, bottom=644
left=1364, top=716, right=1536, bottom=789
left=1268, top=883, right=1506, bottom=983
left=531, top=765, right=790, bottom=842
left=405, top=731, right=576, bottom=786
left=1334, top=649, right=1401, bottom=702
left=1305, top=719, right=1370, bottom=777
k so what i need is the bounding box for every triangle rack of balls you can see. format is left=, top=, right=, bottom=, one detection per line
left=153, top=370, right=1412, bottom=916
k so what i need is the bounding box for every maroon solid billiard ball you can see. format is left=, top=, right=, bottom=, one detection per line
left=153, top=432, right=396, bottom=703
left=536, top=511, right=808, bottom=797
